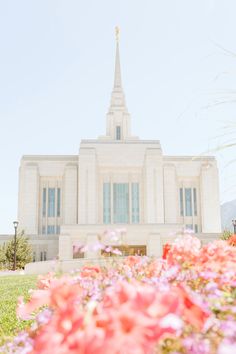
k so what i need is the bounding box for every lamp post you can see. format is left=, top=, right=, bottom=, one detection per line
left=13, top=221, right=19, bottom=271
left=232, top=219, right=236, bottom=235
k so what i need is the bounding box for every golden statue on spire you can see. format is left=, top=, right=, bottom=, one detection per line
left=115, top=26, right=120, bottom=42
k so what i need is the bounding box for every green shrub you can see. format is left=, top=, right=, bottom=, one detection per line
left=0, top=243, right=7, bottom=270
left=220, top=229, right=232, bottom=240
left=5, top=232, right=32, bottom=270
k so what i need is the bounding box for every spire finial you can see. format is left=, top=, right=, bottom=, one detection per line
left=115, top=26, right=120, bottom=42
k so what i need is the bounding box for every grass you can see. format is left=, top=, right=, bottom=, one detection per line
left=0, top=275, right=37, bottom=345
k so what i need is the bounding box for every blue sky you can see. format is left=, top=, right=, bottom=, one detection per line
left=0, top=0, right=236, bottom=233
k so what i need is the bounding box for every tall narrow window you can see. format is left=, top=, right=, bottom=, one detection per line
left=116, top=126, right=121, bottom=140
left=42, top=188, right=46, bottom=217
left=179, top=188, right=184, bottom=216
left=132, top=183, right=139, bottom=223
left=48, top=188, right=55, bottom=217
left=103, top=183, right=111, bottom=224
left=57, top=188, right=61, bottom=217
left=186, top=224, right=193, bottom=230
left=113, top=183, right=129, bottom=223
left=47, top=225, right=55, bottom=234
left=185, top=188, right=192, bottom=216
left=193, top=188, right=197, bottom=216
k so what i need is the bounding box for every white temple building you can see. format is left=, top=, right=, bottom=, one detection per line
left=17, top=31, right=221, bottom=263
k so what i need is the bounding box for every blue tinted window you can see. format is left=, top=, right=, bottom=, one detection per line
left=47, top=225, right=55, bottom=234
left=193, top=188, right=197, bottom=216
left=179, top=188, right=184, bottom=216
left=186, top=224, right=193, bottom=230
left=48, top=188, right=55, bottom=217
left=113, top=183, right=129, bottom=223
left=185, top=188, right=192, bottom=216
left=116, top=126, right=121, bottom=140
left=42, top=188, right=46, bottom=217
left=57, top=188, right=61, bottom=217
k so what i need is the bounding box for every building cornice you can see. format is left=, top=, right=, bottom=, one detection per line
left=81, top=139, right=161, bottom=145
left=21, top=155, right=78, bottom=162
left=163, top=155, right=216, bottom=161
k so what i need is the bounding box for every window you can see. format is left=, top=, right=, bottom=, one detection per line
left=102, top=245, right=146, bottom=257
left=113, top=183, right=129, bottom=223
left=103, top=183, right=111, bottom=224
left=132, top=183, right=139, bottom=223
left=41, top=185, right=61, bottom=236
left=185, top=188, right=192, bottom=216
left=42, top=188, right=46, bottom=217
left=116, top=126, right=121, bottom=140
left=48, top=188, right=55, bottom=217
left=193, top=188, right=197, bottom=216
left=47, top=225, right=55, bottom=234
left=40, top=251, right=47, bottom=261
left=33, top=252, right=36, bottom=262
left=186, top=224, right=193, bottom=230
left=57, top=188, right=61, bottom=217
left=194, top=224, right=198, bottom=233
left=179, top=188, right=184, bottom=216
left=103, top=182, right=140, bottom=224
left=179, top=187, right=198, bottom=217
left=73, top=246, right=84, bottom=259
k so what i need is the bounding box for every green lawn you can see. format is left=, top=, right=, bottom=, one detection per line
left=0, top=275, right=37, bottom=345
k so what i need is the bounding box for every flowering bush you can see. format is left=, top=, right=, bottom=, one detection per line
left=2, top=234, right=236, bottom=354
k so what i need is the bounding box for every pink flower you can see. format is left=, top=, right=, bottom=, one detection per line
left=80, top=266, right=101, bottom=278
left=37, top=272, right=55, bottom=290
left=124, top=255, right=142, bottom=267
left=17, top=290, right=50, bottom=320
left=111, top=248, right=122, bottom=256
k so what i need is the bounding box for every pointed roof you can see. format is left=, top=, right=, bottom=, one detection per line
left=109, top=27, right=127, bottom=112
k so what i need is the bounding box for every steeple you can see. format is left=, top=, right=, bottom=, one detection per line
left=100, top=28, right=138, bottom=141
left=108, top=26, right=127, bottom=113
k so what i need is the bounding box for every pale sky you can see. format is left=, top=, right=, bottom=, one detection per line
left=0, top=0, right=236, bottom=233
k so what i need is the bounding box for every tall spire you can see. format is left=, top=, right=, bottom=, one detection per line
left=114, top=26, right=122, bottom=89
left=109, top=27, right=127, bottom=111
left=102, top=27, right=138, bottom=141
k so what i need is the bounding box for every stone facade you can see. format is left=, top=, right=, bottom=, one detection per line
left=14, top=35, right=222, bottom=262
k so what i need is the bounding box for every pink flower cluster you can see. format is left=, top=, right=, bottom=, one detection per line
left=2, top=234, right=236, bottom=354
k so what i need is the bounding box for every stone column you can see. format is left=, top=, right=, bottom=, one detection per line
left=59, top=234, right=72, bottom=260
left=144, top=149, right=164, bottom=223
left=18, top=163, right=39, bottom=234
left=163, top=164, right=178, bottom=223
left=63, top=164, right=78, bottom=224
left=147, top=233, right=162, bottom=257
left=78, top=147, right=97, bottom=224
left=200, top=163, right=221, bottom=233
